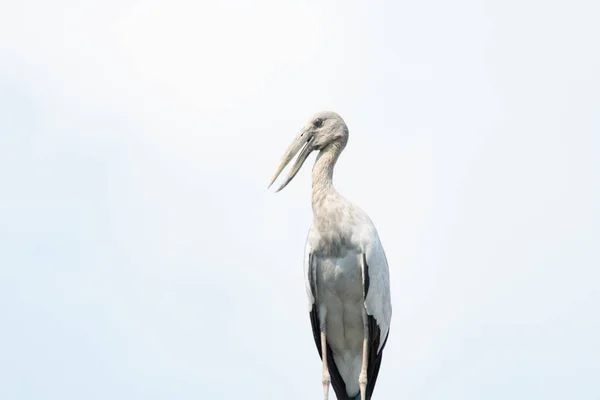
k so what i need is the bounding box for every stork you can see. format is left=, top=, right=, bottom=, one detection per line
left=269, top=111, right=392, bottom=400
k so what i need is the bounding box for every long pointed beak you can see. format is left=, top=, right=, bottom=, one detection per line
left=268, top=129, right=314, bottom=192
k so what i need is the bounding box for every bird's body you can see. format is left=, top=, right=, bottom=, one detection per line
left=270, top=112, right=391, bottom=400
left=306, top=194, right=391, bottom=399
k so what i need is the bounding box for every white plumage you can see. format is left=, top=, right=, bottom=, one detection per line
left=270, top=111, right=392, bottom=400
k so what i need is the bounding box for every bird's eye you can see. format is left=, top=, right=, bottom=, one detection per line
left=313, top=118, right=323, bottom=127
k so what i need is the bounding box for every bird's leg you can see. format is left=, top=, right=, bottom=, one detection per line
left=320, top=330, right=330, bottom=400
left=359, top=308, right=369, bottom=400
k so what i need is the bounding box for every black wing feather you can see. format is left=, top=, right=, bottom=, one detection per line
left=310, top=305, right=350, bottom=400
left=366, top=315, right=389, bottom=399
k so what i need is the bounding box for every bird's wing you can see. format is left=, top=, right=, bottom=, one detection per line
left=303, top=239, right=315, bottom=311
left=304, top=240, right=349, bottom=400
left=361, top=229, right=392, bottom=399
left=363, top=229, right=392, bottom=351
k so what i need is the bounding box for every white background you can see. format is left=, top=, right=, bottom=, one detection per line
left=1, top=0, right=599, bottom=398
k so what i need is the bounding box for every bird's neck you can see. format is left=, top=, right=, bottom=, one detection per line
left=311, top=141, right=342, bottom=209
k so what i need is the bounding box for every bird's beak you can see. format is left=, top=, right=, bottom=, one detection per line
left=268, top=128, right=314, bottom=192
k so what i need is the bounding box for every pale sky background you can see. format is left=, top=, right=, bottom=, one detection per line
left=1, top=0, right=599, bottom=399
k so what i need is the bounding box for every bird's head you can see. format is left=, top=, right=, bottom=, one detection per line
left=268, top=111, right=349, bottom=192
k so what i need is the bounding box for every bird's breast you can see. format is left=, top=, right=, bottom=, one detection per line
left=310, top=231, right=350, bottom=258
left=310, top=219, right=359, bottom=258
left=315, top=251, right=363, bottom=302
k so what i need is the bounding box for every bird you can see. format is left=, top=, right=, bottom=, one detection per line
left=268, top=111, right=392, bottom=400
